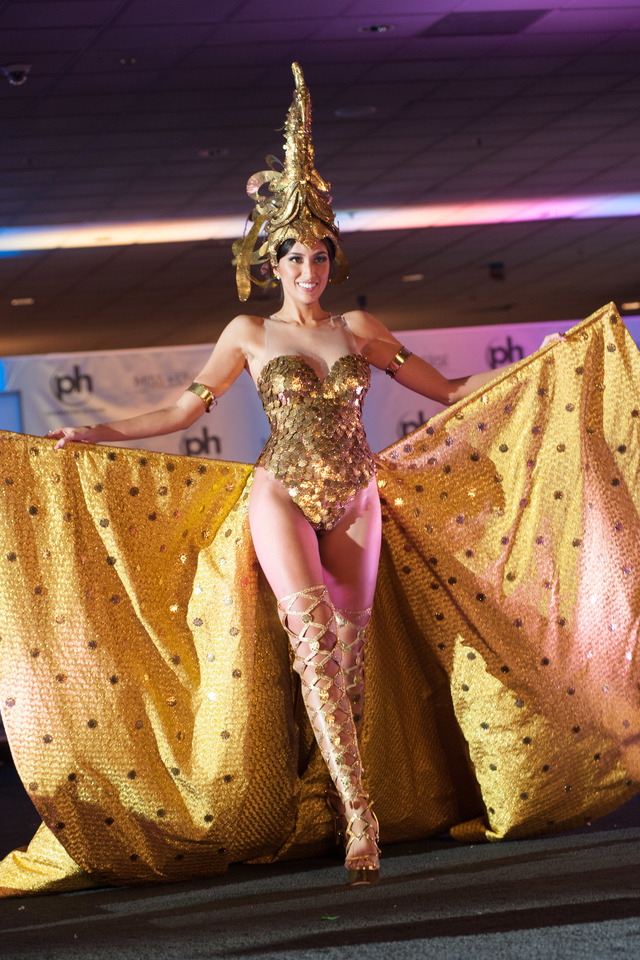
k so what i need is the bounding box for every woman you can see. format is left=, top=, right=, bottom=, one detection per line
left=46, top=64, right=541, bottom=885
left=49, top=240, right=527, bottom=882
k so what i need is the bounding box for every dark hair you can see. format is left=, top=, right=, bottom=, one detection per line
left=275, top=236, right=336, bottom=263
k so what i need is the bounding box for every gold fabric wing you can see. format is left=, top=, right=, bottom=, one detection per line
left=1, top=303, right=639, bottom=896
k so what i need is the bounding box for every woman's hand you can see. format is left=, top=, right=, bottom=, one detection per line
left=46, top=425, right=97, bottom=450
left=540, top=332, right=566, bottom=349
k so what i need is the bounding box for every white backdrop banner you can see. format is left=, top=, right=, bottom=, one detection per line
left=0, top=344, right=267, bottom=462
left=2, top=312, right=639, bottom=460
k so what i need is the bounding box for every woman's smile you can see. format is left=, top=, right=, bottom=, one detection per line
left=275, top=240, right=331, bottom=304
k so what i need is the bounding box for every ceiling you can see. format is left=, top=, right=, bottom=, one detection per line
left=1, top=0, right=640, bottom=356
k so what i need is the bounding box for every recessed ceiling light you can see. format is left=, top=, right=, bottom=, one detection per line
left=198, top=148, right=230, bottom=159
left=402, top=274, right=424, bottom=283
left=119, top=57, right=137, bottom=66
left=11, top=297, right=34, bottom=306
left=621, top=301, right=640, bottom=311
left=1, top=63, right=31, bottom=86
left=334, top=105, right=377, bottom=119
left=359, top=24, right=393, bottom=34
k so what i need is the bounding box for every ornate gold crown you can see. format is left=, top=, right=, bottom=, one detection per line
left=233, top=62, right=348, bottom=301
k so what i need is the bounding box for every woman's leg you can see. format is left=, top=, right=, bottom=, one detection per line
left=319, top=477, right=381, bottom=737
left=315, top=478, right=382, bottom=873
left=333, top=607, right=371, bottom=734
left=249, top=469, right=379, bottom=879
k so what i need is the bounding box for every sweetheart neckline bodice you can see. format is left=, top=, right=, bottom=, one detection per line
left=255, top=352, right=369, bottom=390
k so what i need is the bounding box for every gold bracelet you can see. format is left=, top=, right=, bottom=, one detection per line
left=385, top=345, right=413, bottom=378
left=187, top=381, right=217, bottom=412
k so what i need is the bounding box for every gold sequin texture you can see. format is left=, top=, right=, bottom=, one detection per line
left=0, top=303, right=638, bottom=896
left=256, top=354, right=375, bottom=530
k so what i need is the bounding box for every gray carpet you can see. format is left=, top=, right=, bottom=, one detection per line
left=1, top=752, right=639, bottom=959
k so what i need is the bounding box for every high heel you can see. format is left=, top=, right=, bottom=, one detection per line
left=326, top=785, right=346, bottom=845
left=328, top=787, right=380, bottom=884
left=345, top=798, right=380, bottom=885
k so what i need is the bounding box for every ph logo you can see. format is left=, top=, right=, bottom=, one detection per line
left=184, top=426, right=221, bottom=458
left=400, top=410, right=428, bottom=438
left=51, top=365, right=94, bottom=405
left=486, top=336, right=523, bottom=370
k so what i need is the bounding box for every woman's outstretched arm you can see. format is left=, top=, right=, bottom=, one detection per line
left=347, top=309, right=562, bottom=406
left=48, top=314, right=258, bottom=449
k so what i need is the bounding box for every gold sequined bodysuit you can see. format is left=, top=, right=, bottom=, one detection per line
left=254, top=315, right=376, bottom=530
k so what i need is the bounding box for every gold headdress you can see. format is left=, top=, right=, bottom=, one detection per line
left=233, top=62, right=348, bottom=301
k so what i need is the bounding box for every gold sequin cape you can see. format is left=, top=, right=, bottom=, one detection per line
left=1, top=303, right=639, bottom=896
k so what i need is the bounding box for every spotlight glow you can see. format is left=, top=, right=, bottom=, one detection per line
left=337, top=193, right=640, bottom=231
left=0, top=193, right=638, bottom=253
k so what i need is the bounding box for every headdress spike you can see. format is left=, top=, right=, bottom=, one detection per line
left=233, top=62, right=348, bottom=301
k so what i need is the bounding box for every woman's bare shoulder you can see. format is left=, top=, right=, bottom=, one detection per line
left=218, top=312, right=267, bottom=348
left=342, top=309, right=399, bottom=345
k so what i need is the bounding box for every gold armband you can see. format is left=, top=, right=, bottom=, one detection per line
left=187, top=382, right=217, bottom=412
left=385, top=346, right=413, bottom=378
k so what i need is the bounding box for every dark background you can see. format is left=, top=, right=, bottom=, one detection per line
left=0, top=0, right=639, bottom=356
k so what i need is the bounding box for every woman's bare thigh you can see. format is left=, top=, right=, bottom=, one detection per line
left=248, top=469, right=382, bottom=608
left=248, top=467, right=325, bottom=599
left=318, top=477, right=381, bottom=611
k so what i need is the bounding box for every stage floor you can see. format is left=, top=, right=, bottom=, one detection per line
left=1, top=753, right=639, bottom=960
